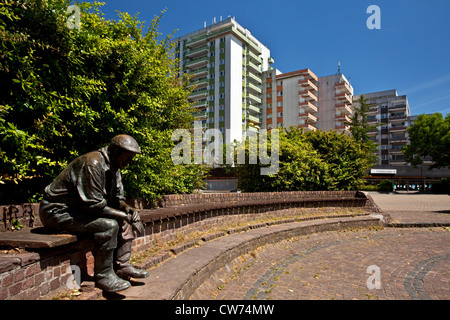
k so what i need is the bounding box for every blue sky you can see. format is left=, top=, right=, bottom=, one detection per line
left=86, top=0, right=450, bottom=117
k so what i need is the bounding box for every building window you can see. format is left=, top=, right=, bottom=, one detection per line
left=277, top=112, right=283, bottom=117
left=220, top=37, right=225, bottom=43
left=220, top=82, right=225, bottom=88
left=220, top=59, right=225, bottom=65
left=209, top=73, right=215, bottom=79
left=220, top=71, right=225, bottom=76
left=219, top=105, right=225, bottom=110
left=210, top=62, right=215, bottom=68
left=219, top=93, right=225, bottom=99
left=277, top=91, right=283, bottom=96
left=210, top=51, right=215, bottom=57
left=277, top=101, right=283, bottom=107
left=267, top=113, right=272, bottom=119
left=210, top=40, right=215, bottom=46
left=208, top=96, right=214, bottom=101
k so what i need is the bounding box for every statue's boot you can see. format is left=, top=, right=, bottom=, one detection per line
left=114, top=240, right=149, bottom=280
left=94, top=248, right=131, bottom=293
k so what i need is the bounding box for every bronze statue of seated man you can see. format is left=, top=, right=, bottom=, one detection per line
left=39, top=134, right=149, bottom=293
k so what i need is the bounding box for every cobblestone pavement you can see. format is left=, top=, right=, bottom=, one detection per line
left=191, top=227, right=450, bottom=300
left=190, top=192, right=450, bottom=300
left=368, top=192, right=450, bottom=224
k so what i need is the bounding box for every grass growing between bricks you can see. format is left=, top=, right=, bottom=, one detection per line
left=129, top=208, right=367, bottom=266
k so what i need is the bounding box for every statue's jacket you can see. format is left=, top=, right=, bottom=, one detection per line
left=39, top=147, right=125, bottom=226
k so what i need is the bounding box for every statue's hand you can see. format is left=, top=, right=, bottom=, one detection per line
left=131, top=220, right=145, bottom=235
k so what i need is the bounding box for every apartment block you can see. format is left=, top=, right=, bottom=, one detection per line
left=173, top=18, right=272, bottom=145
left=262, top=69, right=354, bottom=133
left=352, top=90, right=414, bottom=166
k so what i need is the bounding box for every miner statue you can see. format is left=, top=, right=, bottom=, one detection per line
left=39, top=134, right=149, bottom=293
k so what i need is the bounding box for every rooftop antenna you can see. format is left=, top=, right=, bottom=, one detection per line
left=337, top=61, right=341, bottom=74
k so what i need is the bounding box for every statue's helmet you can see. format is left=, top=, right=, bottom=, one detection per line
left=109, top=134, right=141, bottom=154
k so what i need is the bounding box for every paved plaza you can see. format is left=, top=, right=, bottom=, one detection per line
left=190, top=192, right=450, bottom=300
left=103, top=192, right=450, bottom=300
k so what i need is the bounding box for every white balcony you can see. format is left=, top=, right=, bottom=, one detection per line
left=298, top=101, right=318, bottom=113
left=246, top=93, right=262, bottom=104
left=335, top=82, right=352, bottom=95
left=185, top=56, right=208, bottom=69
left=299, top=112, right=318, bottom=123
left=335, top=114, right=352, bottom=123
left=246, top=82, right=262, bottom=94
left=298, top=79, right=318, bottom=92
left=299, top=90, right=318, bottom=102
left=189, top=88, right=208, bottom=99
left=185, top=45, right=208, bottom=58
left=247, top=104, right=260, bottom=114
left=335, top=103, right=353, bottom=115
left=248, top=114, right=261, bottom=124
left=299, top=123, right=317, bottom=131
left=335, top=93, right=352, bottom=104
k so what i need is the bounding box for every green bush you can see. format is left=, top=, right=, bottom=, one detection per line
left=0, top=1, right=208, bottom=203
left=377, top=179, right=394, bottom=193
left=431, top=178, right=450, bottom=194
left=230, top=128, right=375, bottom=192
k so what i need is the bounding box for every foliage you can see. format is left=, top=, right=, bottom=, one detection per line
left=377, top=179, right=394, bottom=193
left=430, top=178, right=450, bottom=194
left=0, top=0, right=208, bottom=203
left=349, top=94, right=378, bottom=165
left=403, top=113, right=450, bottom=169
left=230, top=127, right=374, bottom=192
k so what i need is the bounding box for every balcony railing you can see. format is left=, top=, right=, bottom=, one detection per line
left=246, top=72, right=262, bottom=84
left=247, top=114, right=261, bottom=124
left=335, top=93, right=352, bottom=104
left=247, top=104, right=260, bottom=114
left=335, top=103, right=353, bottom=115
left=298, top=79, right=318, bottom=92
left=185, top=56, right=208, bottom=68
left=335, top=114, right=352, bottom=123
left=246, top=93, right=262, bottom=104
left=247, top=60, right=262, bottom=74
left=185, top=45, right=208, bottom=58
left=299, top=112, right=318, bottom=123
left=299, top=90, right=318, bottom=102
left=298, top=101, right=318, bottom=113
left=334, top=82, right=352, bottom=95
left=300, top=123, right=317, bottom=131
left=189, top=88, right=208, bottom=99
left=246, top=82, right=262, bottom=94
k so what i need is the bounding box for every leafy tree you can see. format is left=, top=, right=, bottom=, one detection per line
left=230, top=128, right=373, bottom=192
left=0, top=0, right=208, bottom=203
left=403, top=113, right=450, bottom=169
left=349, top=94, right=378, bottom=165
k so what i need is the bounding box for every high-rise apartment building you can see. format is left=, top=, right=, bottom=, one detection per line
left=262, top=68, right=354, bottom=133
left=353, top=90, right=412, bottom=166
left=173, top=18, right=272, bottom=145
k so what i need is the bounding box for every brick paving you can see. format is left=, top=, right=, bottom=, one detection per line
left=368, top=191, right=450, bottom=224
left=190, top=192, right=450, bottom=300
left=80, top=192, right=450, bottom=300
left=191, top=227, right=450, bottom=300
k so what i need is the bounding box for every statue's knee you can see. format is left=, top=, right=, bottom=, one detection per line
left=95, top=218, right=118, bottom=232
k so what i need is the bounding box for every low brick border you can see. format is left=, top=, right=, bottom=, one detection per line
left=120, top=215, right=383, bottom=300
left=0, top=191, right=381, bottom=300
